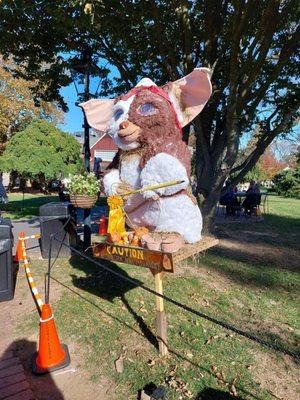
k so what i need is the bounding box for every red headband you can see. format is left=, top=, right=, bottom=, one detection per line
left=122, top=85, right=182, bottom=133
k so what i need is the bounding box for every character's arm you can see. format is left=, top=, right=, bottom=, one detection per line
left=103, top=169, right=121, bottom=196
left=140, top=153, right=189, bottom=199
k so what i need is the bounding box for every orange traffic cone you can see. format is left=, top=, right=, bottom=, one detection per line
left=14, top=231, right=25, bottom=262
left=32, top=304, right=70, bottom=374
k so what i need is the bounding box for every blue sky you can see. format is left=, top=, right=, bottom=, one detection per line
left=58, top=77, right=106, bottom=133
left=58, top=61, right=120, bottom=133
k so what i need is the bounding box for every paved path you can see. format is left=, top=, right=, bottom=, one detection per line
left=12, top=219, right=40, bottom=257
left=11, top=205, right=108, bottom=258
left=0, top=262, right=112, bottom=400
left=0, top=302, right=36, bottom=400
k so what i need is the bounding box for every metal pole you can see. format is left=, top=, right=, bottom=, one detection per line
left=83, top=50, right=91, bottom=249
left=83, top=53, right=91, bottom=172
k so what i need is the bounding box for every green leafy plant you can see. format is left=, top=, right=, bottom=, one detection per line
left=0, top=119, right=82, bottom=189
left=273, top=168, right=300, bottom=198
left=67, top=173, right=99, bottom=197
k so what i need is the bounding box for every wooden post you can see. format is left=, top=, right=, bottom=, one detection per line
left=154, top=271, right=168, bottom=356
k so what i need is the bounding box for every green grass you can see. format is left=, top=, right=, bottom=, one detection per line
left=15, top=195, right=300, bottom=399
left=1, top=191, right=107, bottom=220
left=1, top=192, right=59, bottom=219
left=217, top=194, right=300, bottom=249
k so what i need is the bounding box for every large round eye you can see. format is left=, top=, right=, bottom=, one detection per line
left=114, top=109, right=124, bottom=120
left=138, top=103, right=157, bottom=116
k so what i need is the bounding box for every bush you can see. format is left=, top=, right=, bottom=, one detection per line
left=0, top=119, right=82, bottom=188
left=273, top=168, right=300, bottom=198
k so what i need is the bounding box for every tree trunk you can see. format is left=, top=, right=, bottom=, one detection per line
left=8, top=171, right=18, bottom=191
left=197, top=169, right=227, bottom=234
left=19, top=176, right=27, bottom=191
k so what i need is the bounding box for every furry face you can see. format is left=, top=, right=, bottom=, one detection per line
left=107, top=86, right=182, bottom=153
left=108, top=96, right=140, bottom=150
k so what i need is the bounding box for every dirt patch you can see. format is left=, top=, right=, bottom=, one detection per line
left=2, top=264, right=116, bottom=400
left=251, top=352, right=299, bottom=400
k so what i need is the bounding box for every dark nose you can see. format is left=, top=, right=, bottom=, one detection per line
left=119, top=121, right=129, bottom=129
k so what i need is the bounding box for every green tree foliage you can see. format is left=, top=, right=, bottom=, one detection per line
left=0, top=120, right=82, bottom=186
left=273, top=168, right=300, bottom=198
left=1, top=1, right=299, bottom=228
left=0, top=57, right=63, bottom=153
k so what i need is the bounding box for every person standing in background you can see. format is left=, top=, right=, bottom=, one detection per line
left=0, top=173, right=8, bottom=204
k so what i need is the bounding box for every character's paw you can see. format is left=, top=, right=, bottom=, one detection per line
left=114, top=182, right=133, bottom=199
left=143, top=190, right=159, bottom=201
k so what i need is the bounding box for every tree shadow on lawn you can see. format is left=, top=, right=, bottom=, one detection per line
left=2, top=194, right=58, bottom=219
left=195, top=249, right=299, bottom=293
left=68, top=254, right=159, bottom=350
left=216, top=213, right=300, bottom=251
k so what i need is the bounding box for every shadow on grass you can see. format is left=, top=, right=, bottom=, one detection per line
left=195, top=388, right=245, bottom=399
left=2, top=194, right=59, bottom=219
left=69, top=255, right=159, bottom=349
left=216, top=213, right=300, bottom=250
left=50, top=275, right=263, bottom=400
left=196, top=248, right=299, bottom=293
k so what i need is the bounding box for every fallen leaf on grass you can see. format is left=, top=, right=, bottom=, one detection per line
left=211, top=365, right=226, bottom=384
left=206, top=335, right=220, bottom=345
left=229, top=374, right=239, bottom=397
left=229, top=384, right=238, bottom=397
left=139, top=305, right=148, bottom=314
left=114, top=356, right=124, bottom=374
left=185, top=351, right=193, bottom=359
left=202, top=298, right=210, bottom=307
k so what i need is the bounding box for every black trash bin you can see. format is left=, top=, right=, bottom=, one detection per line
left=39, top=202, right=77, bottom=259
left=0, top=218, right=16, bottom=302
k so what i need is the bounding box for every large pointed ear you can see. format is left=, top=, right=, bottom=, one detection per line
left=80, top=99, right=115, bottom=132
left=163, top=68, right=212, bottom=127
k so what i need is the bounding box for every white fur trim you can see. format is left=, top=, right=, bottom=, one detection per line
left=108, top=96, right=140, bottom=151
left=120, top=154, right=141, bottom=188
left=140, top=153, right=189, bottom=198
left=103, top=169, right=120, bottom=196
left=136, top=78, right=157, bottom=87
left=156, top=195, right=202, bottom=243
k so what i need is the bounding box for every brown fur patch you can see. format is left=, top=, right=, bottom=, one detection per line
left=127, top=90, right=191, bottom=174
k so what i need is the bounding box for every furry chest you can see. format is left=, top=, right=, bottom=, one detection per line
left=120, top=153, right=141, bottom=189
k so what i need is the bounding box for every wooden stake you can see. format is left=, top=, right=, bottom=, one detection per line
left=154, top=271, right=168, bottom=356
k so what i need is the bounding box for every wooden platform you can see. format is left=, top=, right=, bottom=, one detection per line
left=172, top=235, right=219, bottom=264
left=92, top=234, right=219, bottom=272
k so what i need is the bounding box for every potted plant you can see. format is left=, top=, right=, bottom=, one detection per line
left=67, top=173, right=99, bottom=209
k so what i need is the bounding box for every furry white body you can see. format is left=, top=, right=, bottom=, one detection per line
left=103, top=152, right=202, bottom=243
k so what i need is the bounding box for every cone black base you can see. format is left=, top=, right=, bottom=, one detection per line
left=31, top=343, right=71, bottom=375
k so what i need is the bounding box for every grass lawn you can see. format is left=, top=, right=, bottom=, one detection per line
left=14, top=195, right=300, bottom=399
left=1, top=192, right=59, bottom=219
left=1, top=191, right=108, bottom=220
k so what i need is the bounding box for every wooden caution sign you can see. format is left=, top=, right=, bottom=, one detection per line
left=93, top=242, right=174, bottom=273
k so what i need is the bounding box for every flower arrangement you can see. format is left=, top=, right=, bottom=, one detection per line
left=68, top=173, right=99, bottom=196
left=67, top=173, right=99, bottom=208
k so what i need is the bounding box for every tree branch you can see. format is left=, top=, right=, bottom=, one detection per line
left=177, top=0, right=194, bottom=74
left=230, top=97, right=300, bottom=185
